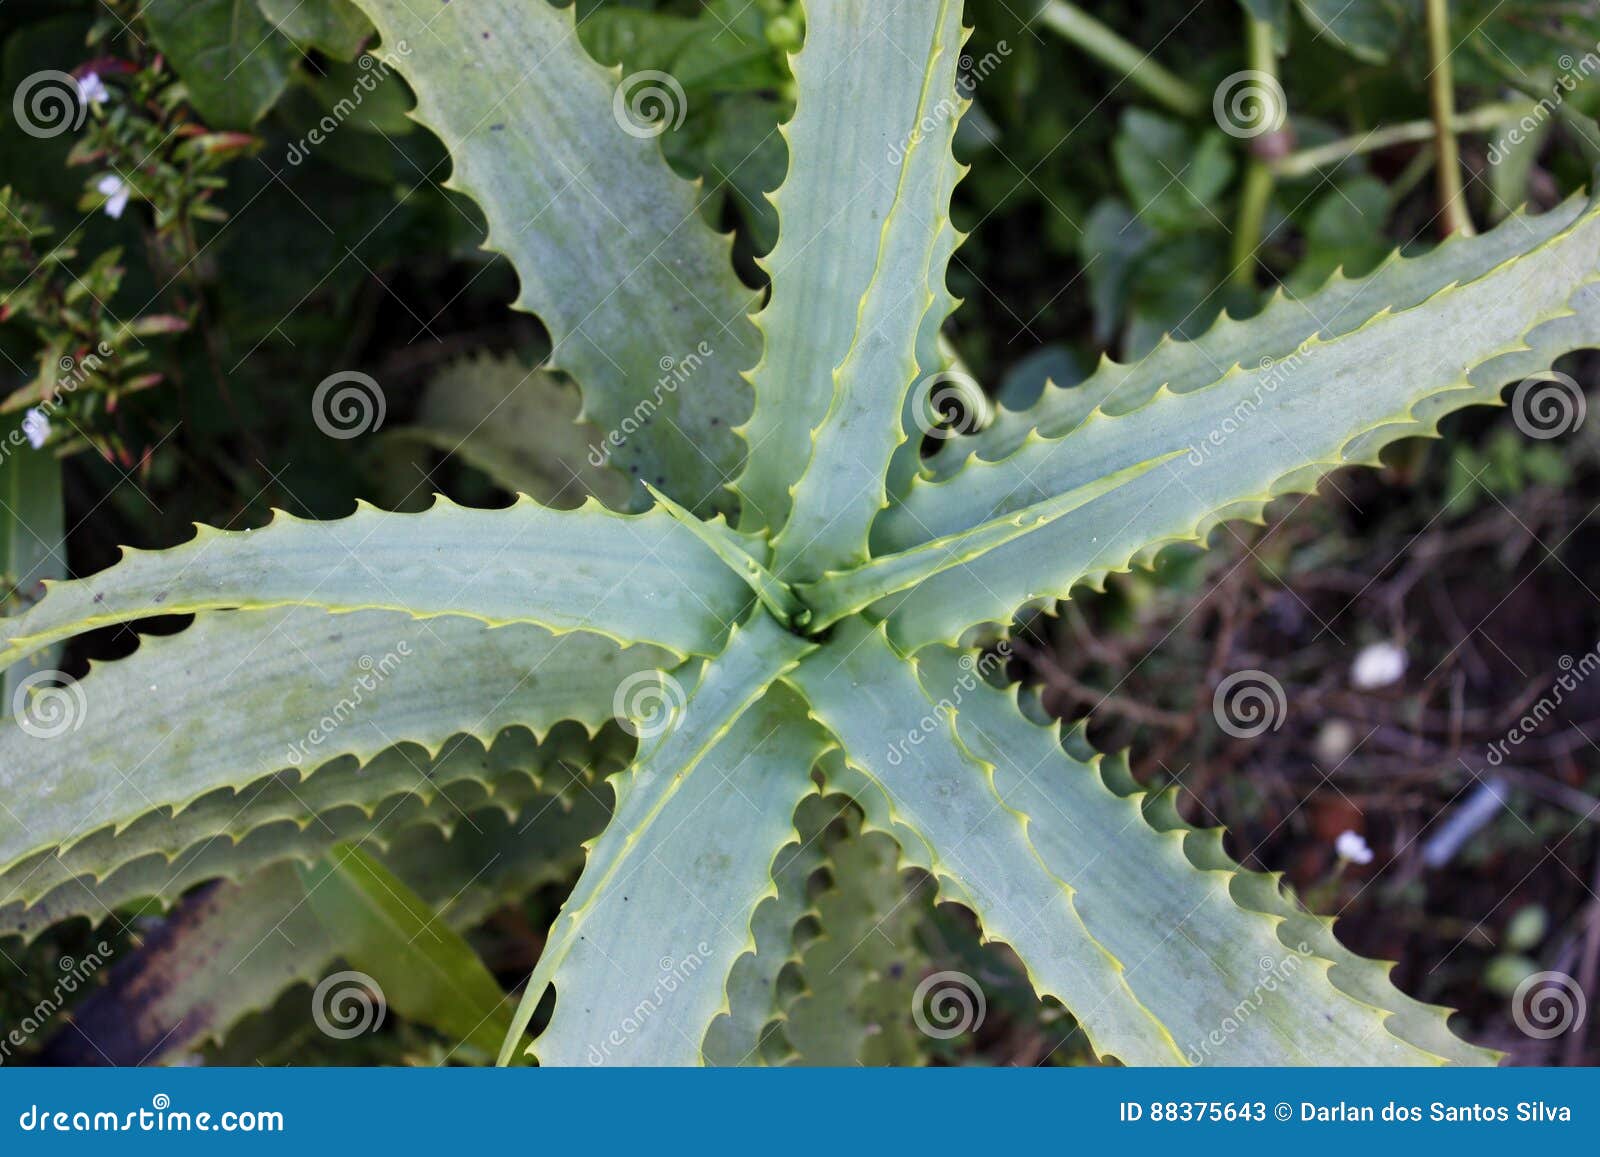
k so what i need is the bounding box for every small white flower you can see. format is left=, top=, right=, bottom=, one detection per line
left=96, top=174, right=129, bottom=219
left=1351, top=641, right=1407, bottom=690
left=1335, top=829, right=1374, bottom=865
left=21, top=408, right=50, bottom=450
left=76, top=72, right=109, bottom=106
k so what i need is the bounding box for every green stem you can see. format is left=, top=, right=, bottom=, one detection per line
left=1270, top=101, right=1531, bottom=179
left=1037, top=0, right=1204, bottom=118
left=1231, top=163, right=1274, bottom=288
left=1386, top=143, right=1439, bottom=206
left=1230, top=17, right=1279, bottom=289
left=1425, top=0, right=1475, bottom=236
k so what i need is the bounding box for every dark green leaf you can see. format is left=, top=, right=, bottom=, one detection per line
left=144, top=0, right=297, bottom=127
left=1285, top=175, right=1391, bottom=294
left=1294, top=0, right=1405, bottom=64
left=1112, top=110, right=1235, bottom=235
left=257, top=0, right=374, bottom=60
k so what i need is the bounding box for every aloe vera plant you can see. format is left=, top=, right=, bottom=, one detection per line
left=6, top=0, right=1599, bottom=1067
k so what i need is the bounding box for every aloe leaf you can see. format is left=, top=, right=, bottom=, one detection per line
left=642, top=482, right=806, bottom=629
left=704, top=784, right=933, bottom=1068
left=401, top=352, right=632, bottom=510
left=0, top=725, right=620, bottom=945
left=347, top=0, right=760, bottom=514
left=787, top=622, right=1493, bottom=1064
left=878, top=192, right=1600, bottom=650
left=0, top=498, right=751, bottom=670
left=798, top=451, right=1184, bottom=632
left=701, top=790, right=830, bottom=1067
left=944, top=656, right=1498, bottom=1066
left=500, top=616, right=823, bottom=1065
left=782, top=794, right=933, bottom=1066
left=919, top=192, right=1590, bottom=477
left=43, top=778, right=600, bottom=1065
left=735, top=0, right=963, bottom=533
left=770, top=0, right=967, bottom=579
left=787, top=620, right=1178, bottom=1063
left=299, top=846, right=511, bottom=1057
left=0, top=605, right=669, bottom=879
left=1064, top=728, right=1497, bottom=1065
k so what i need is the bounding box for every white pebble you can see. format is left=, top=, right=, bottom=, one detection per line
left=1351, top=641, right=1406, bottom=689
